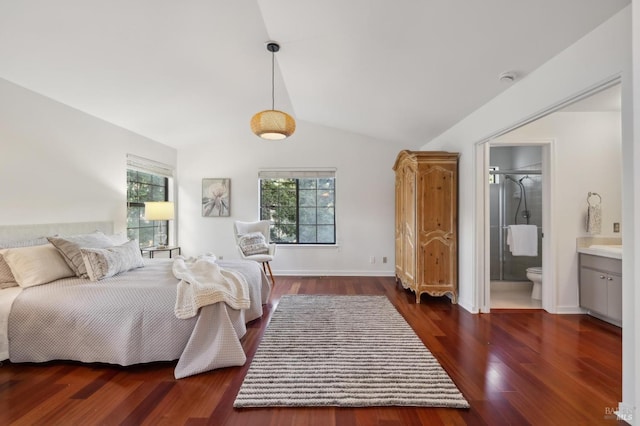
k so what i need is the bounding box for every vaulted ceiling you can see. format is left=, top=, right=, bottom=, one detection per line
left=0, top=0, right=629, bottom=149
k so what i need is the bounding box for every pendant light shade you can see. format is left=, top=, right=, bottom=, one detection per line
left=251, top=42, right=296, bottom=140
left=251, top=109, right=296, bottom=140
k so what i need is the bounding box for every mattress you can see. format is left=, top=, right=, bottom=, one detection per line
left=5, top=258, right=270, bottom=378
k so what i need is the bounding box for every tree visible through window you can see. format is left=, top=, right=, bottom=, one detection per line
left=260, top=177, right=336, bottom=244
left=127, top=170, right=168, bottom=247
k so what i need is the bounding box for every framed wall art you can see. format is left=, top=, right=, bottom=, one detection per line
left=202, top=178, right=230, bottom=217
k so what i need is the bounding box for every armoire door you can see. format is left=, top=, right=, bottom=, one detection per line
left=417, top=162, right=457, bottom=296
left=394, top=168, right=404, bottom=278
left=401, top=165, right=416, bottom=285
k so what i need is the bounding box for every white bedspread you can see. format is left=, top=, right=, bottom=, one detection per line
left=0, top=286, right=21, bottom=360
left=173, top=255, right=250, bottom=319
left=6, top=259, right=271, bottom=379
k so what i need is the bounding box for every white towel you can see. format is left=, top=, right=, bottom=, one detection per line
left=586, top=204, right=601, bottom=234
left=506, top=225, right=538, bottom=256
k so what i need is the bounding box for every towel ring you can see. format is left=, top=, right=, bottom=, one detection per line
left=587, top=192, right=601, bottom=206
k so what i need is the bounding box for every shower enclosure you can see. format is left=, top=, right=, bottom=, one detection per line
left=489, top=169, right=543, bottom=281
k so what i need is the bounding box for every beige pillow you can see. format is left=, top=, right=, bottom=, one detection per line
left=48, top=232, right=115, bottom=277
left=0, top=237, right=50, bottom=288
left=81, top=239, right=145, bottom=281
left=0, top=256, right=18, bottom=289
left=0, top=244, right=75, bottom=288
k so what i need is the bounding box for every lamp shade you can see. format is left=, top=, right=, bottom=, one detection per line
left=144, top=202, right=175, bottom=221
left=251, top=109, right=296, bottom=140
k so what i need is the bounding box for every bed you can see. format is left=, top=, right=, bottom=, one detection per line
left=0, top=222, right=271, bottom=379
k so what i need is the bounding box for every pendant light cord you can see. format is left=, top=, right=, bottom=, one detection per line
left=250, top=41, right=295, bottom=139
left=271, top=50, right=275, bottom=110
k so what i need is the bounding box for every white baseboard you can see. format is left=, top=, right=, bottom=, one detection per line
left=457, top=299, right=478, bottom=313
left=274, top=269, right=396, bottom=277
left=554, top=306, right=586, bottom=314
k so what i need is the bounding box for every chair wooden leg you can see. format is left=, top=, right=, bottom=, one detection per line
left=263, top=261, right=275, bottom=285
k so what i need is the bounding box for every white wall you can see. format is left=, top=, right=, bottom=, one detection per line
left=177, top=120, right=399, bottom=276
left=494, top=112, right=622, bottom=310
left=424, top=6, right=631, bottom=309
left=0, top=78, right=177, bottom=231
left=629, top=2, right=639, bottom=423
left=424, top=6, right=636, bottom=421
left=0, top=66, right=399, bottom=275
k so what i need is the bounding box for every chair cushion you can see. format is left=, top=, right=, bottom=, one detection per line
left=238, top=232, right=270, bottom=256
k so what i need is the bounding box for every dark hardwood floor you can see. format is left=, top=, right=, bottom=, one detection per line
left=0, top=276, right=624, bottom=425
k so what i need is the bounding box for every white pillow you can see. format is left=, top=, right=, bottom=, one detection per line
left=238, top=232, right=270, bottom=256
left=105, top=232, right=129, bottom=245
left=80, top=239, right=145, bottom=281
left=48, top=232, right=115, bottom=277
left=0, top=244, right=75, bottom=288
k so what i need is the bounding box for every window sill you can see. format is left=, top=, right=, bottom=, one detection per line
left=276, top=244, right=340, bottom=249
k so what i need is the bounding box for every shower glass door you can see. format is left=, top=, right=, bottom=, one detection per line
left=490, top=171, right=543, bottom=281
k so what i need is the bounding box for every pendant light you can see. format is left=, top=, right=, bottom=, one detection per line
left=250, top=42, right=296, bottom=140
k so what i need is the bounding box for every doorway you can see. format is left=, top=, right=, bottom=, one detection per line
left=489, top=146, right=543, bottom=309
left=479, top=141, right=553, bottom=312
left=477, top=82, right=622, bottom=313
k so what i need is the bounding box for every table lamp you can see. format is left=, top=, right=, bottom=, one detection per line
left=144, top=201, right=174, bottom=248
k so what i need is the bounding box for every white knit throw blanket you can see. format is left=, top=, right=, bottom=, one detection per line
left=173, top=255, right=250, bottom=319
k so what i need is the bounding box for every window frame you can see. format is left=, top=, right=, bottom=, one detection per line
left=126, top=154, right=175, bottom=248
left=258, top=169, right=337, bottom=245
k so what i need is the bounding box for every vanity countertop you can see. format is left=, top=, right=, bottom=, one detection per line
left=576, top=237, right=622, bottom=260
left=577, top=245, right=622, bottom=260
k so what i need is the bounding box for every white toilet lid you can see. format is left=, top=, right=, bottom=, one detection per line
left=527, top=266, right=542, bottom=273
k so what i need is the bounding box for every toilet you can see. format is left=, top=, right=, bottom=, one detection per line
left=526, top=266, right=542, bottom=300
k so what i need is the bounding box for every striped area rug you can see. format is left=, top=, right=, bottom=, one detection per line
left=233, top=295, right=469, bottom=408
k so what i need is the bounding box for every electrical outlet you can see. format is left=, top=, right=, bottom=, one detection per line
left=369, top=256, right=375, bottom=264
left=613, top=223, right=620, bottom=233
left=218, top=255, right=224, bottom=260
left=382, top=256, right=388, bottom=263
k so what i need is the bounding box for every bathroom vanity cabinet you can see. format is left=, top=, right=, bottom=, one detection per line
left=579, top=253, right=622, bottom=327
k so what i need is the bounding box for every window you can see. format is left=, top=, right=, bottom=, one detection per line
left=126, top=155, right=174, bottom=248
left=259, top=170, right=336, bottom=244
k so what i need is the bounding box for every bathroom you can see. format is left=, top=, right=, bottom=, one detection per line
left=490, top=146, right=543, bottom=308
left=486, top=84, right=622, bottom=311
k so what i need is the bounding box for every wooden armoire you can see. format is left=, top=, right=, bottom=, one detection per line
left=393, top=150, right=459, bottom=303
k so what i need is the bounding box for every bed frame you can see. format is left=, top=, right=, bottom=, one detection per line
left=0, top=222, right=114, bottom=245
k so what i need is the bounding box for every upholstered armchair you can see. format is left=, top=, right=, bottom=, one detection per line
left=233, top=220, right=276, bottom=284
